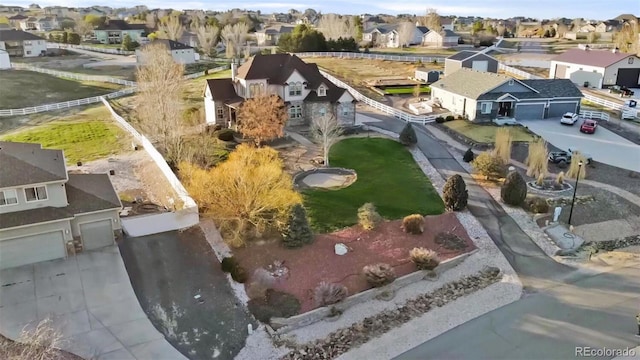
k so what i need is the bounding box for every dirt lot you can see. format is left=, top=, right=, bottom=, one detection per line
left=234, top=212, right=475, bottom=313
left=12, top=54, right=137, bottom=80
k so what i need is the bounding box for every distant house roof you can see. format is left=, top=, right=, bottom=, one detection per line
left=364, top=24, right=397, bottom=34
left=440, top=17, right=454, bottom=25
left=614, top=14, right=639, bottom=23
left=258, top=24, right=294, bottom=35
left=441, top=29, right=458, bottom=37
left=416, top=26, right=429, bottom=34
left=65, top=173, right=121, bottom=214
left=205, top=78, right=244, bottom=105
left=447, top=50, right=481, bottom=61
left=0, top=141, right=67, bottom=188
left=95, top=19, right=147, bottom=31
left=553, top=48, right=636, bottom=68
left=8, top=14, right=28, bottom=20
left=144, top=39, right=193, bottom=50
left=0, top=29, right=45, bottom=41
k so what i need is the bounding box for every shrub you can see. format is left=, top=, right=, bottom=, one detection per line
left=247, top=289, right=301, bottom=323
left=358, top=203, right=382, bottom=230
left=472, top=152, right=506, bottom=179
left=525, top=138, right=548, bottom=178
left=399, top=122, right=417, bottom=146
left=247, top=268, right=277, bottom=299
left=567, top=152, right=587, bottom=180
left=501, top=171, right=527, bottom=206
left=410, top=247, right=440, bottom=270
left=445, top=115, right=455, bottom=122
left=313, top=282, right=348, bottom=307
left=402, top=214, right=424, bottom=235
left=524, top=196, right=550, bottom=213
left=494, top=128, right=513, bottom=164
left=434, top=232, right=467, bottom=251
left=221, top=256, right=237, bottom=273
left=435, top=116, right=445, bottom=123
left=362, top=263, right=396, bottom=287
left=281, top=204, right=313, bottom=248
left=216, top=128, right=235, bottom=141
left=231, top=265, right=248, bottom=283
left=556, top=171, right=565, bottom=185
left=463, top=148, right=475, bottom=162
left=442, top=174, right=468, bottom=211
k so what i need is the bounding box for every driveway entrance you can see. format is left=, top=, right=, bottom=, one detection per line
left=519, top=119, right=640, bottom=172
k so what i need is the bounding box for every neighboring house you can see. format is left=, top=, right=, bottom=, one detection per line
left=422, top=29, right=459, bottom=48
left=362, top=24, right=426, bottom=48
left=550, top=48, right=640, bottom=89
left=0, top=5, right=24, bottom=12
left=595, top=20, right=621, bottom=33
left=430, top=68, right=583, bottom=122
left=440, top=17, right=455, bottom=31
left=578, top=24, right=596, bottom=33
left=0, top=141, right=122, bottom=270
left=0, top=49, right=10, bottom=69
left=19, top=16, right=59, bottom=31
left=136, top=39, right=196, bottom=64
left=255, top=24, right=294, bottom=46
left=444, top=50, right=499, bottom=77
left=204, top=53, right=356, bottom=128
left=8, top=14, right=28, bottom=28
left=0, top=30, right=47, bottom=57
left=179, top=31, right=199, bottom=48
left=94, top=20, right=147, bottom=44
left=414, top=67, right=440, bottom=83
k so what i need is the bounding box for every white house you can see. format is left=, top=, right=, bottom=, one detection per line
left=0, top=141, right=122, bottom=269
left=422, top=29, right=459, bottom=48
left=363, top=24, right=428, bottom=48
left=136, top=39, right=196, bottom=64
left=549, top=47, right=640, bottom=88
left=19, top=16, right=59, bottom=31
left=0, top=49, right=10, bottom=69
left=204, top=54, right=356, bottom=128
left=0, top=30, right=47, bottom=57
left=255, top=24, right=294, bottom=46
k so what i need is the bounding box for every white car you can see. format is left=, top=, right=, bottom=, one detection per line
left=560, top=112, right=579, bottom=125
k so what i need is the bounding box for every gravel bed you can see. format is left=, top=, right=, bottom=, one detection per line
left=593, top=235, right=640, bottom=252
left=555, top=184, right=640, bottom=226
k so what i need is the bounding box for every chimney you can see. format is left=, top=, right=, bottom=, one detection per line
left=612, top=47, right=619, bottom=54
left=231, top=61, right=237, bottom=82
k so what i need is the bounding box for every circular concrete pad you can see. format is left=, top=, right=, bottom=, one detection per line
left=302, top=173, right=354, bottom=189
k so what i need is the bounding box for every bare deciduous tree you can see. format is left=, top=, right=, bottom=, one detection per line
left=145, top=13, right=158, bottom=29
left=397, top=21, right=416, bottom=47
left=311, top=110, right=342, bottom=166
left=614, top=22, right=639, bottom=53
left=135, top=43, right=186, bottom=165
left=73, top=18, right=93, bottom=39
left=237, top=94, right=288, bottom=146
left=158, top=14, right=184, bottom=41
left=424, top=8, right=441, bottom=31
left=194, top=24, right=219, bottom=56
left=318, top=13, right=354, bottom=40
left=221, top=22, right=249, bottom=59
left=0, top=318, right=65, bottom=360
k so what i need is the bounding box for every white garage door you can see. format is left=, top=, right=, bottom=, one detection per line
left=515, top=104, right=546, bottom=120
left=472, top=60, right=488, bottom=72
left=0, top=231, right=66, bottom=269
left=81, top=220, right=114, bottom=250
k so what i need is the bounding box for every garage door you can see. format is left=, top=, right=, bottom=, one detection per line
left=472, top=60, right=488, bottom=72
left=0, top=231, right=66, bottom=269
left=616, top=68, right=640, bottom=88
left=80, top=220, right=114, bottom=250
left=515, top=104, right=545, bottom=120
left=548, top=102, right=578, bottom=118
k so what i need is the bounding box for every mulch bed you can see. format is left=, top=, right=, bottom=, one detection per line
left=233, top=212, right=476, bottom=313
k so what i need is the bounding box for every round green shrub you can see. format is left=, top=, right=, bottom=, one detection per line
left=501, top=171, right=528, bottom=206
left=399, top=122, right=418, bottom=146
left=442, top=174, right=468, bottom=211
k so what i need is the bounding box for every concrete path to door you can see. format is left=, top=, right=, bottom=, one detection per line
left=0, top=246, right=185, bottom=360
left=519, top=119, right=640, bottom=172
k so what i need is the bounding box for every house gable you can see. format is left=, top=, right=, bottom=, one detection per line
left=487, top=80, right=537, bottom=94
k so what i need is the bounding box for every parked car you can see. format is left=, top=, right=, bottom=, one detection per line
left=560, top=112, right=579, bottom=125
left=580, top=119, right=598, bottom=134
left=609, top=85, right=635, bottom=97
left=548, top=148, right=593, bottom=166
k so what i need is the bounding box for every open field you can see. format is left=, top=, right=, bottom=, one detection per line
left=305, top=57, right=442, bottom=100
left=0, top=70, right=122, bottom=109
left=303, top=137, right=444, bottom=232
left=443, top=120, right=536, bottom=143
left=12, top=54, right=138, bottom=80
left=183, top=69, right=232, bottom=106
left=1, top=110, right=131, bottom=164
left=510, top=65, right=550, bottom=78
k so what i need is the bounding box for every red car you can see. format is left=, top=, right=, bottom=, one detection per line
left=580, top=119, right=598, bottom=134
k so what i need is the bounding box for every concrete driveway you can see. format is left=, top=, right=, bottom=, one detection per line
left=0, top=246, right=185, bottom=360
left=519, top=119, right=640, bottom=172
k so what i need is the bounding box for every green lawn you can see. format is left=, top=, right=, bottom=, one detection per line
left=303, top=138, right=444, bottom=232
left=384, top=86, right=431, bottom=95
left=1, top=108, right=130, bottom=164
left=0, top=70, right=122, bottom=109
left=443, top=120, right=536, bottom=143
left=183, top=69, right=232, bottom=105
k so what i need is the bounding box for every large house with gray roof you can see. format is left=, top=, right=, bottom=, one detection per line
left=204, top=53, right=356, bottom=128
left=362, top=24, right=429, bottom=48
left=0, top=29, right=46, bottom=57
left=430, top=68, right=583, bottom=122
left=0, top=141, right=122, bottom=269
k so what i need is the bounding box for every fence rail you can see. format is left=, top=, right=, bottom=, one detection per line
left=582, top=93, right=624, bottom=111
left=498, top=63, right=542, bottom=79
left=580, top=110, right=610, bottom=121
left=11, top=63, right=136, bottom=86
left=48, top=42, right=135, bottom=55
left=297, top=51, right=445, bottom=63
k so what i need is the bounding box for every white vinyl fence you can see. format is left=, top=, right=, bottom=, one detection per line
left=296, top=51, right=445, bottom=63
left=579, top=110, right=610, bottom=121
left=582, top=93, right=624, bottom=111
left=101, top=98, right=199, bottom=237
left=48, top=42, right=135, bottom=55
left=11, top=62, right=136, bottom=86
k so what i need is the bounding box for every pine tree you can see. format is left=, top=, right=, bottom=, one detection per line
left=399, top=122, right=417, bottom=146
left=501, top=171, right=527, bottom=206
left=463, top=148, right=475, bottom=162
left=442, top=174, right=468, bottom=211
left=122, top=34, right=133, bottom=51
left=282, top=204, right=313, bottom=248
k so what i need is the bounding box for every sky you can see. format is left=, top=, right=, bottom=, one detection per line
left=3, top=0, right=639, bottom=20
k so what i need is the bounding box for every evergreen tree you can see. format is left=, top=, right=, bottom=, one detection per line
left=122, top=34, right=134, bottom=51
left=61, top=31, right=68, bottom=44
left=501, top=171, right=527, bottom=206
left=282, top=204, right=313, bottom=248
left=463, top=148, right=475, bottom=162
left=442, top=174, right=469, bottom=211
left=399, top=122, right=417, bottom=146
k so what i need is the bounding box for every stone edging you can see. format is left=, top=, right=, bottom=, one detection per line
left=270, top=250, right=477, bottom=333
left=293, top=167, right=358, bottom=190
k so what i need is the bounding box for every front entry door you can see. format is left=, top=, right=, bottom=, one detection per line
left=498, top=102, right=513, bottom=117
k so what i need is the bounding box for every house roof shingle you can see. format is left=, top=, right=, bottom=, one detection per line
left=447, top=50, right=480, bottom=61
left=0, top=207, right=73, bottom=230
left=259, top=24, right=294, bottom=34
left=95, top=19, right=146, bottom=31
left=8, top=14, right=28, bottom=20
left=0, top=141, right=67, bottom=188
left=553, top=48, right=635, bottom=68
left=205, top=78, right=244, bottom=104
left=143, top=39, right=192, bottom=50
left=432, top=68, right=514, bottom=99
left=520, top=79, right=584, bottom=98
left=65, top=173, right=121, bottom=214
left=0, top=29, right=45, bottom=41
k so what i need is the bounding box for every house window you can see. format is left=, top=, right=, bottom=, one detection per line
left=318, top=86, right=326, bottom=97
left=289, top=82, right=302, bottom=96
left=0, top=189, right=18, bottom=206
left=481, top=102, right=492, bottom=114
left=26, top=50, right=31, bottom=55
left=249, top=83, right=264, bottom=97
left=629, top=58, right=635, bottom=64
left=319, top=107, right=326, bottom=116
left=25, top=186, right=47, bottom=202
left=289, top=105, right=303, bottom=119
left=217, top=107, right=224, bottom=118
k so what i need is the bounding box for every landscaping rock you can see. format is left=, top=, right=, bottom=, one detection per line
left=335, top=243, right=348, bottom=255
left=593, top=235, right=640, bottom=252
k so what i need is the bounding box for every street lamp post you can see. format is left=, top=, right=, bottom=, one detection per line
left=567, top=160, right=584, bottom=226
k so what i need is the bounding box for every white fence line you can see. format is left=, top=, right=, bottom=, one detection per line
left=296, top=51, right=445, bottom=63
left=48, top=42, right=135, bottom=55
left=498, top=63, right=542, bottom=79
left=100, top=98, right=199, bottom=237
left=11, top=62, right=136, bottom=86
left=582, top=93, right=624, bottom=111
left=320, top=70, right=439, bottom=124
left=580, top=110, right=610, bottom=121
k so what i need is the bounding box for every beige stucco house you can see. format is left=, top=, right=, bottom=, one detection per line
left=0, top=142, right=122, bottom=269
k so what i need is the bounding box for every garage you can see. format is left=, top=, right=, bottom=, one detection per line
left=554, top=64, right=568, bottom=79
left=569, top=70, right=603, bottom=88
left=0, top=231, right=66, bottom=269
left=471, top=60, right=488, bottom=72
left=80, top=220, right=114, bottom=250
left=515, top=103, right=545, bottom=120
left=616, top=68, right=640, bottom=88
left=548, top=102, right=579, bottom=118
